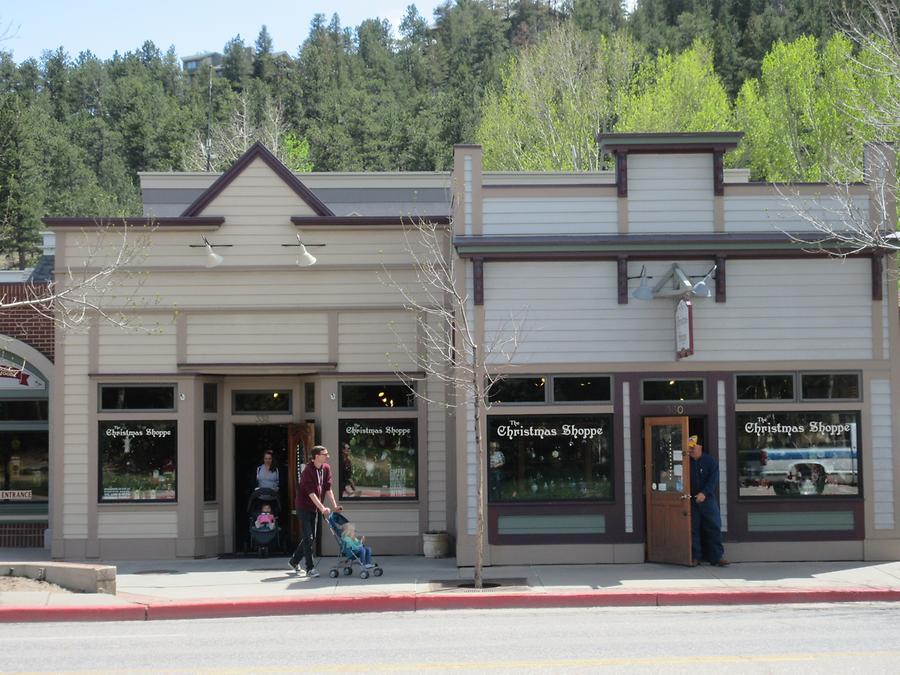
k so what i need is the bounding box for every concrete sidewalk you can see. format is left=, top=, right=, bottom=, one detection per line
left=2, top=549, right=900, bottom=622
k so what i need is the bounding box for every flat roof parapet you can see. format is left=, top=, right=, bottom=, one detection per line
left=597, top=132, right=744, bottom=153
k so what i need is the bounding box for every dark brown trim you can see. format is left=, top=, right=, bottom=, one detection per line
left=872, top=254, right=883, bottom=301
left=291, top=215, right=452, bottom=227
left=473, top=258, right=484, bottom=306
left=597, top=132, right=743, bottom=155
left=181, top=142, right=334, bottom=217
left=615, top=152, right=628, bottom=198
left=715, top=256, right=726, bottom=303
left=617, top=257, right=628, bottom=304
left=483, top=183, right=615, bottom=190
left=42, top=216, right=224, bottom=229
left=713, top=151, right=724, bottom=196
left=176, top=361, right=338, bottom=369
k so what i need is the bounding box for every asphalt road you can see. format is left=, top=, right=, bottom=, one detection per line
left=2, top=603, right=899, bottom=674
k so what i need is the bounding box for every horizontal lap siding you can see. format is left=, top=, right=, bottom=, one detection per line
left=98, top=320, right=176, bottom=373
left=338, top=311, right=416, bottom=371
left=483, top=197, right=618, bottom=235
left=342, top=508, right=419, bottom=537
left=203, top=507, right=219, bottom=537
left=97, top=510, right=178, bottom=538
left=724, top=195, right=869, bottom=233
left=63, top=333, right=90, bottom=538
left=628, top=154, right=714, bottom=233
left=186, top=312, right=329, bottom=363
left=426, top=312, right=447, bottom=531
left=483, top=259, right=871, bottom=364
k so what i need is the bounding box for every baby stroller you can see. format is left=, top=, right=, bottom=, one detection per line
left=326, top=511, right=383, bottom=580
left=247, top=487, right=282, bottom=557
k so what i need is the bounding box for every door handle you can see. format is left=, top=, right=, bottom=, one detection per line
left=680, top=494, right=691, bottom=501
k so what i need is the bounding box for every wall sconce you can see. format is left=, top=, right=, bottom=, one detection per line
left=631, top=266, right=654, bottom=300
left=282, top=232, right=326, bottom=267
left=189, top=235, right=232, bottom=268
left=692, top=265, right=717, bottom=298
left=631, top=263, right=716, bottom=300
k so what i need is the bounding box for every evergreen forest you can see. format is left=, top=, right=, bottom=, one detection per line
left=1, top=0, right=897, bottom=267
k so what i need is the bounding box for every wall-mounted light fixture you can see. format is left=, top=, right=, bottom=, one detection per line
left=281, top=232, right=326, bottom=267
left=631, top=263, right=717, bottom=301
left=189, top=235, right=232, bottom=268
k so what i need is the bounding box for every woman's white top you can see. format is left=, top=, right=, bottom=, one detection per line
left=256, top=464, right=279, bottom=490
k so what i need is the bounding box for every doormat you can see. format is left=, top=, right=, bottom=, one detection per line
left=426, top=577, right=530, bottom=592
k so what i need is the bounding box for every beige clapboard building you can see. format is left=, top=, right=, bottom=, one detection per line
left=29, top=132, right=900, bottom=565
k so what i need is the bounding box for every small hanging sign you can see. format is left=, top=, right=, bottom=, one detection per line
left=675, top=298, right=694, bottom=359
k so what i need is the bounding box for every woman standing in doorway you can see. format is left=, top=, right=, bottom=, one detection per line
left=256, top=449, right=280, bottom=490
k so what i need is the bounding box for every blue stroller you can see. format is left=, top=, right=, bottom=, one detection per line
left=326, top=511, right=383, bottom=580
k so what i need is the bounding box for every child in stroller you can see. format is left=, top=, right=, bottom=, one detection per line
left=247, top=487, right=281, bottom=557
left=326, top=511, right=383, bottom=579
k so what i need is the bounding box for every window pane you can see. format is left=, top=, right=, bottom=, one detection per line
left=100, top=385, right=175, bottom=411
left=801, top=374, right=860, bottom=400
left=488, top=377, right=546, bottom=404
left=340, top=384, right=415, bottom=409
left=203, top=420, right=216, bottom=502
left=486, top=414, right=613, bottom=502
left=304, top=382, right=315, bottom=413
left=0, top=400, right=48, bottom=421
left=233, top=391, right=291, bottom=413
left=99, top=421, right=177, bottom=502
left=0, top=430, right=49, bottom=502
left=203, top=383, right=218, bottom=413
left=737, top=412, right=860, bottom=498
left=736, top=374, right=794, bottom=401
left=642, top=379, right=704, bottom=402
left=553, top=377, right=611, bottom=403
left=338, top=419, right=417, bottom=499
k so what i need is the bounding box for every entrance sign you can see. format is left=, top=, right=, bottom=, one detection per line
left=675, top=299, right=694, bottom=359
left=644, top=416, right=693, bottom=565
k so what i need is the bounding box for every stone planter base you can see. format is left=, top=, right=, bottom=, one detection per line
left=422, top=532, right=450, bottom=558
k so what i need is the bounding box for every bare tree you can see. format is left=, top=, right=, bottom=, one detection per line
left=380, top=218, right=526, bottom=589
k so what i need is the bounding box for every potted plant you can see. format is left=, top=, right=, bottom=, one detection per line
left=422, top=530, right=450, bottom=558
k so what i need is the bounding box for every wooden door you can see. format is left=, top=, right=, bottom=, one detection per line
left=644, top=416, right=692, bottom=565
left=287, top=423, right=315, bottom=544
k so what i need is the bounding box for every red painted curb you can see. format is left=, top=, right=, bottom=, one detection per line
left=0, top=604, right=147, bottom=622
left=416, top=591, right=659, bottom=610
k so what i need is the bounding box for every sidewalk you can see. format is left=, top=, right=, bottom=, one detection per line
left=3, top=549, right=900, bottom=622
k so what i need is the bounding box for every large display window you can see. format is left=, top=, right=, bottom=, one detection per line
left=0, top=430, right=49, bottom=502
left=99, top=421, right=177, bottom=502
left=486, top=414, right=613, bottom=502
left=737, top=412, right=860, bottom=498
left=337, top=419, right=417, bottom=499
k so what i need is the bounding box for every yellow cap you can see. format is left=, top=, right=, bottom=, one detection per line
left=688, top=435, right=699, bottom=447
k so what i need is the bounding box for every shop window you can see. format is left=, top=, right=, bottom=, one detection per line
left=0, top=430, right=49, bottom=502
left=304, top=382, right=316, bottom=413
left=337, top=419, right=417, bottom=499
left=99, top=385, right=176, bottom=411
left=233, top=390, right=291, bottom=414
left=99, top=421, right=177, bottom=502
left=736, top=374, right=794, bottom=401
left=552, top=376, right=611, bottom=403
left=339, top=383, right=415, bottom=410
left=203, top=383, right=218, bottom=413
left=801, top=373, right=860, bottom=401
left=736, top=412, right=860, bottom=498
left=642, top=379, right=704, bottom=402
left=203, top=420, right=216, bottom=502
left=488, top=377, right=546, bottom=404
left=0, top=400, right=48, bottom=421
left=486, top=414, right=613, bottom=502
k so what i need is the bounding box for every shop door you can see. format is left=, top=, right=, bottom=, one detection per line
left=287, top=423, right=315, bottom=545
left=644, top=416, right=692, bottom=565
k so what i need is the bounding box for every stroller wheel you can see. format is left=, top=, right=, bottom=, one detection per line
left=343, top=567, right=352, bottom=576
left=328, top=569, right=339, bottom=578
left=373, top=567, right=383, bottom=577
left=360, top=570, right=369, bottom=580
left=261, top=546, right=268, bottom=558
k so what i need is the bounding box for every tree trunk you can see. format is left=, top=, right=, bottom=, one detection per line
left=473, top=346, right=484, bottom=589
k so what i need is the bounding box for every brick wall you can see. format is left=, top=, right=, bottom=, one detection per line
left=0, top=283, right=55, bottom=361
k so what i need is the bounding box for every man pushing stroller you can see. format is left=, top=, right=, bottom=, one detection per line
left=289, top=445, right=341, bottom=577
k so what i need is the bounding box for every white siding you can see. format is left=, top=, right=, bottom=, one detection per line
left=870, top=379, right=894, bottom=530
left=484, top=259, right=872, bottom=364
left=203, top=507, right=219, bottom=537
left=186, top=312, right=329, bottom=363
left=724, top=194, right=869, bottom=233
left=482, top=197, right=618, bottom=235
left=342, top=508, right=419, bottom=537
left=338, top=311, right=416, bottom=372
left=98, top=320, right=176, bottom=373
left=622, top=381, right=633, bottom=533
left=63, top=333, right=90, bottom=539
left=97, top=510, right=178, bottom=538
left=464, top=156, right=473, bottom=236
left=425, top=313, right=448, bottom=531
left=628, top=154, right=714, bottom=233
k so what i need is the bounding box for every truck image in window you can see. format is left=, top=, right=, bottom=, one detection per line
left=755, top=445, right=857, bottom=495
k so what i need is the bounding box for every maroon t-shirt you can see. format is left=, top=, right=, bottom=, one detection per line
left=295, top=462, right=332, bottom=512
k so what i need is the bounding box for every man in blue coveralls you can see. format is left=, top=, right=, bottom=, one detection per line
left=688, top=435, right=729, bottom=567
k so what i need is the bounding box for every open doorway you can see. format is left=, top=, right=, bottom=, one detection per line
left=233, top=424, right=288, bottom=553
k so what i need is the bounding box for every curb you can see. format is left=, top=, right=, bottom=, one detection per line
left=3, top=588, right=900, bottom=623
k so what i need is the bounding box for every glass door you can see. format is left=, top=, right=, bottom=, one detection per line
left=644, top=416, right=692, bottom=565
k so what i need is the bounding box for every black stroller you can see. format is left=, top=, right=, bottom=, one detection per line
left=326, top=511, right=383, bottom=580
left=246, top=487, right=282, bottom=557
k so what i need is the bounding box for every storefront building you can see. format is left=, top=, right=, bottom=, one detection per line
left=38, top=133, right=900, bottom=564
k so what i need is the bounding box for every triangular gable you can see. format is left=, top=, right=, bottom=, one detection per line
left=180, top=142, right=334, bottom=217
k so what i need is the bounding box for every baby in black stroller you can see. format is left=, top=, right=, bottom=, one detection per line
left=327, top=511, right=383, bottom=579
left=247, top=487, right=281, bottom=557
